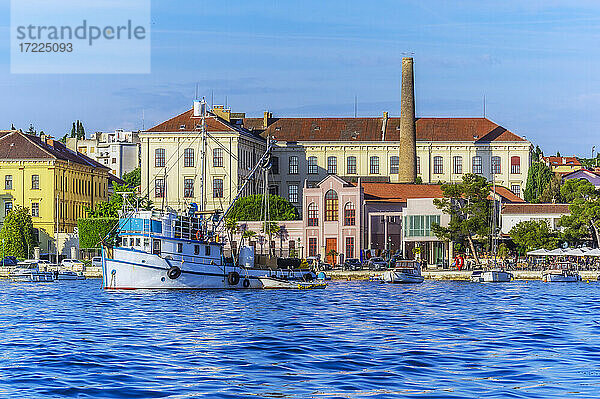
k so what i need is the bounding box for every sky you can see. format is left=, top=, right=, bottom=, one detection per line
left=0, top=0, right=599, bottom=155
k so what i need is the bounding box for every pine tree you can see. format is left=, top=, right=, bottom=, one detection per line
left=70, top=122, right=76, bottom=138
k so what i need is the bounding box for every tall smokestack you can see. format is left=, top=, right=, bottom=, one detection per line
left=398, top=57, right=417, bottom=183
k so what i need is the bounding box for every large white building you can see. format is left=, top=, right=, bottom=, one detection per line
left=67, top=129, right=140, bottom=178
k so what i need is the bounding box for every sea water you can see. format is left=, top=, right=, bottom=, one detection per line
left=1, top=279, right=599, bottom=398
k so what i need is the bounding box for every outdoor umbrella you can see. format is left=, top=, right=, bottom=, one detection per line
left=526, top=248, right=549, bottom=256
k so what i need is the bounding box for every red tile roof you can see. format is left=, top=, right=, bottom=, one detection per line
left=147, top=109, right=258, bottom=136
left=502, top=203, right=570, bottom=215
left=361, top=183, right=443, bottom=202
left=259, top=117, right=526, bottom=142
left=0, top=131, right=109, bottom=170
left=543, top=156, right=581, bottom=166
left=493, top=186, right=525, bottom=203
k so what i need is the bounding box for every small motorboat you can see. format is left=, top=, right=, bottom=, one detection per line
left=54, top=270, right=86, bottom=281
left=9, top=262, right=55, bottom=282
left=258, top=276, right=327, bottom=289
left=382, top=260, right=424, bottom=284
left=542, top=263, right=581, bottom=282
left=471, top=269, right=513, bottom=283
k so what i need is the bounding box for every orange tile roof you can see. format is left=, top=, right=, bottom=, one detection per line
left=361, top=183, right=443, bottom=202
left=493, top=186, right=525, bottom=203
left=502, top=203, right=570, bottom=215
left=259, top=117, right=526, bottom=142
left=543, top=156, right=581, bottom=166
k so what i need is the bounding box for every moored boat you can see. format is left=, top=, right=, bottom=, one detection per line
left=54, top=270, right=86, bottom=281
left=542, top=262, right=581, bottom=282
left=471, top=269, right=513, bottom=283
left=9, top=262, right=55, bottom=282
left=382, top=260, right=424, bottom=284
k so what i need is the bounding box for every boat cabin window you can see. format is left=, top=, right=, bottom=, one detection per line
left=194, top=245, right=199, bottom=255
left=136, top=238, right=141, bottom=246
left=144, top=238, right=149, bottom=250
left=177, top=243, right=183, bottom=253
left=205, top=246, right=211, bottom=256
left=153, top=239, right=161, bottom=255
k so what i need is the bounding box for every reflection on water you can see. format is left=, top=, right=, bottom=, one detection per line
left=0, top=280, right=599, bottom=398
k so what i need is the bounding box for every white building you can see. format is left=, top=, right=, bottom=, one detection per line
left=67, top=129, right=140, bottom=178
left=501, top=203, right=570, bottom=234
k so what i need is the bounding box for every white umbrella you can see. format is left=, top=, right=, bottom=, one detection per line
left=547, top=248, right=566, bottom=256
left=564, top=248, right=587, bottom=257
left=526, top=248, right=549, bottom=256
left=585, top=248, right=600, bottom=257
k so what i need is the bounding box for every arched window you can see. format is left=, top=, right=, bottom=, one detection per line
left=369, top=156, right=379, bottom=174
left=308, top=156, right=318, bottom=174
left=327, top=156, right=337, bottom=174
left=324, top=190, right=338, bottom=221
left=433, top=156, right=443, bottom=174
left=390, top=156, right=399, bottom=174
left=453, top=156, right=462, bottom=174
left=511, top=156, right=520, bottom=174
left=347, top=156, right=357, bottom=174
left=344, top=202, right=356, bottom=226
left=308, top=203, right=318, bottom=226
left=472, top=156, right=482, bottom=174
left=491, top=156, right=501, bottom=174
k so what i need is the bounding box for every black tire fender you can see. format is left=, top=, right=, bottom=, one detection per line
left=242, top=278, right=251, bottom=288
left=228, top=271, right=240, bottom=285
left=167, top=266, right=182, bottom=280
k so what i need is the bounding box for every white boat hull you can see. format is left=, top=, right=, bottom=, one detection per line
left=259, top=277, right=327, bottom=289
left=9, top=272, right=55, bottom=282
left=471, top=270, right=512, bottom=283
left=382, top=270, right=424, bottom=284
left=103, top=248, right=316, bottom=290
left=542, top=272, right=581, bottom=282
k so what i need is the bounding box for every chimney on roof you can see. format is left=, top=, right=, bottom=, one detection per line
left=263, top=111, right=273, bottom=129
left=382, top=111, right=389, bottom=141
left=398, top=57, right=417, bottom=183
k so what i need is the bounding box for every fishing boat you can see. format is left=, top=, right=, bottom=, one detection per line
left=471, top=268, right=512, bottom=283
left=542, top=262, right=581, bottom=282
left=9, top=262, right=55, bottom=282
left=102, top=99, right=324, bottom=290
left=382, top=260, right=424, bottom=284
left=54, top=270, right=86, bottom=281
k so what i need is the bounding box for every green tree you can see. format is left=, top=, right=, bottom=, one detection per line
left=509, top=220, right=559, bottom=255
left=538, top=174, right=564, bottom=203
left=228, top=194, right=300, bottom=221
left=262, top=221, right=280, bottom=256
left=432, top=174, right=491, bottom=265
left=122, top=167, right=141, bottom=187
left=524, top=162, right=553, bottom=203
left=86, top=183, right=152, bottom=218
left=224, top=217, right=239, bottom=262
left=533, top=145, right=543, bottom=162
left=558, top=179, right=600, bottom=246
left=0, top=206, right=37, bottom=259
left=70, top=120, right=85, bottom=139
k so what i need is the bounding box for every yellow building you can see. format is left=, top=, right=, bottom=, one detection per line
left=0, top=131, right=110, bottom=255
left=542, top=156, right=583, bottom=174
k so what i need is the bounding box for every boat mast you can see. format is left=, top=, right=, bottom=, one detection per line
left=199, top=98, right=207, bottom=213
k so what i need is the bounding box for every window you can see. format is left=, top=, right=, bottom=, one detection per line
left=308, top=203, right=318, bottom=226
left=4, top=201, right=12, bottom=216
left=511, top=184, right=521, bottom=197
left=491, top=156, right=501, bottom=174
left=288, top=184, right=299, bottom=203
left=136, top=238, right=141, bottom=246
left=369, top=156, right=379, bottom=174
left=289, top=156, right=298, bottom=174
left=347, top=156, right=357, bottom=174
left=112, top=158, right=116, bottom=164
left=213, top=148, right=223, bottom=167
left=308, top=156, right=318, bottom=174
left=453, top=156, right=463, bottom=174
left=324, top=190, right=338, bottom=221
left=184, top=148, right=194, bottom=167
left=31, top=202, right=39, bottom=217
left=344, top=202, right=355, bottom=226
left=472, top=156, right=482, bottom=174
left=155, top=148, right=165, bottom=167
left=390, top=156, right=399, bottom=174
left=205, top=246, right=211, bottom=256
left=155, top=178, right=165, bottom=198
left=405, top=215, right=441, bottom=237
left=31, top=175, right=39, bottom=190
left=177, top=243, right=183, bottom=253
left=271, top=156, right=279, bottom=174
left=327, top=156, right=337, bottom=174
left=213, top=178, right=224, bottom=198
left=345, top=237, right=354, bottom=259
left=511, top=156, right=521, bottom=174
left=308, top=237, right=318, bottom=257
left=184, top=178, right=194, bottom=198
left=5, top=175, right=12, bottom=190
left=416, top=157, right=421, bottom=174
left=433, top=156, right=443, bottom=174
left=194, top=245, right=200, bottom=255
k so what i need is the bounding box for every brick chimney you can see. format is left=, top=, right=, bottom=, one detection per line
left=382, top=111, right=389, bottom=141
left=263, top=111, right=273, bottom=129
left=398, top=57, right=417, bottom=183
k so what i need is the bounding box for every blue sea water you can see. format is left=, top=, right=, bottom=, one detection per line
left=1, top=279, right=600, bottom=398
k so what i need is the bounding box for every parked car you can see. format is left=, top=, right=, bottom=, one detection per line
left=368, top=257, right=388, bottom=270
left=343, top=258, right=362, bottom=271
left=91, top=257, right=103, bottom=268
left=61, top=259, right=85, bottom=271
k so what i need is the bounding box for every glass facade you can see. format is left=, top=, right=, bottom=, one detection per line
left=404, top=215, right=441, bottom=237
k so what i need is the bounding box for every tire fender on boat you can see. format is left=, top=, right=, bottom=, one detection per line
left=303, top=273, right=314, bottom=282
left=242, top=278, right=250, bottom=288
left=228, top=271, right=240, bottom=285
left=167, top=265, right=182, bottom=279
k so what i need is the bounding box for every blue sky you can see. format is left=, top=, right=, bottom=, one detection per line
left=1, top=0, right=599, bottom=155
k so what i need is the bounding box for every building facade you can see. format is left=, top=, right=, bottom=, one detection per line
left=562, top=169, right=600, bottom=188
left=501, top=203, right=570, bottom=234
left=67, top=129, right=140, bottom=178
left=542, top=156, right=582, bottom=174
left=244, top=116, right=532, bottom=209
left=0, top=131, right=110, bottom=254
left=140, top=107, right=266, bottom=213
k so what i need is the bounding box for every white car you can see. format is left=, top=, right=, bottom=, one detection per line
left=91, top=257, right=103, bottom=268
left=61, top=259, right=85, bottom=271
